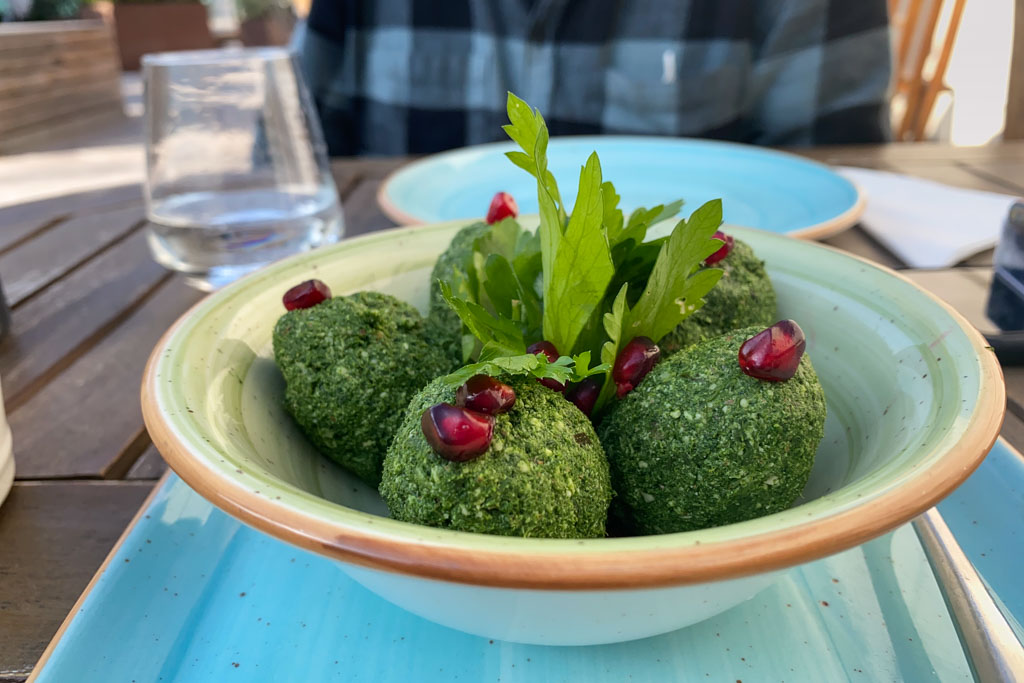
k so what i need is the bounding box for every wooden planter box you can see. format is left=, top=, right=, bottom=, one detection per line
left=113, top=3, right=215, bottom=71
left=239, top=13, right=294, bottom=47
left=0, top=20, right=123, bottom=152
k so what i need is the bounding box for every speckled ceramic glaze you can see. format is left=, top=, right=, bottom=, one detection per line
left=377, top=137, right=865, bottom=238
left=30, top=436, right=1024, bottom=683
left=141, top=221, right=1003, bottom=645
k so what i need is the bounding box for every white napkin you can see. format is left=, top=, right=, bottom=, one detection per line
left=836, top=166, right=1020, bottom=269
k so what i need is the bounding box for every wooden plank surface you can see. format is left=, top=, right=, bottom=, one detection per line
left=0, top=204, right=145, bottom=307
left=124, top=445, right=168, bottom=480
left=340, top=179, right=396, bottom=239
left=795, top=141, right=1024, bottom=164
left=0, top=20, right=121, bottom=145
left=0, top=184, right=142, bottom=250
left=0, top=481, right=154, bottom=683
left=0, top=230, right=170, bottom=409
left=956, top=159, right=1024, bottom=195
left=8, top=278, right=202, bottom=479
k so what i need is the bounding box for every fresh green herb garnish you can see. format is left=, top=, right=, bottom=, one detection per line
left=543, top=151, right=614, bottom=355
left=443, top=351, right=610, bottom=388
left=439, top=93, right=724, bottom=415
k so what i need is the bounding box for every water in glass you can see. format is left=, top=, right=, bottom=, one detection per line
left=143, top=48, right=343, bottom=290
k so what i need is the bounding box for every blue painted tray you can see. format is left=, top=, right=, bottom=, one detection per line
left=377, top=137, right=864, bottom=238
left=31, top=440, right=1024, bottom=682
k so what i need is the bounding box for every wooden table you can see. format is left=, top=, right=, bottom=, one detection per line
left=1, top=145, right=1023, bottom=681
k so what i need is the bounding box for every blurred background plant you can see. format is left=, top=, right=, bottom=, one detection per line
left=236, top=0, right=293, bottom=45
left=235, top=0, right=287, bottom=21
left=0, top=0, right=78, bottom=21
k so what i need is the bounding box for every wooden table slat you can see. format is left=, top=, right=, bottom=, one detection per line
left=872, top=158, right=1022, bottom=196
left=955, top=159, right=1024, bottom=197
left=340, top=179, right=398, bottom=239
left=0, top=203, right=146, bottom=307
left=8, top=277, right=202, bottom=479
left=0, top=230, right=171, bottom=410
left=124, top=444, right=169, bottom=481
left=794, top=141, right=1024, bottom=165
left=0, top=184, right=141, bottom=250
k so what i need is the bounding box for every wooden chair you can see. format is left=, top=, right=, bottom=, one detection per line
left=889, top=0, right=968, bottom=141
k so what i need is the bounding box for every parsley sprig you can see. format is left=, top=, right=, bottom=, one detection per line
left=440, top=93, right=724, bottom=416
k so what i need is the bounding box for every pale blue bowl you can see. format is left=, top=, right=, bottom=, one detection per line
left=378, top=137, right=864, bottom=238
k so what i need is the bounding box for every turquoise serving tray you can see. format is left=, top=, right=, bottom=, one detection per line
left=31, top=440, right=1023, bottom=682
left=377, top=137, right=864, bottom=238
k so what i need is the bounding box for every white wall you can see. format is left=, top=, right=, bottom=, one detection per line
left=944, top=0, right=1014, bottom=145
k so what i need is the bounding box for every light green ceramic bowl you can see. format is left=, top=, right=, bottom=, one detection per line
left=142, top=221, right=1004, bottom=645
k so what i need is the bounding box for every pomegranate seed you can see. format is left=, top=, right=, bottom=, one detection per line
left=283, top=279, right=331, bottom=310
left=455, top=374, right=516, bottom=415
left=527, top=340, right=565, bottom=392
left=486, top=192, right=519, bottom=224
left=613, top=336, right=661, bottom=398
left=566, top=377, right=602, bottom=417
left=421, top=403, right=494, bottom=462
left=738, top=319, right=806, bottom=381
left=705, top=231, right=734, bottom=265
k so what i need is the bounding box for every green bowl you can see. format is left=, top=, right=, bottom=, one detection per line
left=142, top=222, right=1004, bottom=645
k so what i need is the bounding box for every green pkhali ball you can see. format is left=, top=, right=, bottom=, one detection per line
left=428, top=221, right=490, bottom=363
left=381, top=377, right=612, bottom=538
left=660, top=239, right=776, bottom=355
left=273, top=292, right=454, bottom=486
left=599, top=326, right=826, bottom=535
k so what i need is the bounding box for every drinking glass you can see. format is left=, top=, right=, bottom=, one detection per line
left=143, top=47, right=343, bottom=290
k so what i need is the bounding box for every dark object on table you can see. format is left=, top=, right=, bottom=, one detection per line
left=985, top=202, right=1024, bottom=364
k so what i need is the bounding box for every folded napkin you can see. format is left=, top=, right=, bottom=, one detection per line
left=836, top=166, right=1020, bottom=269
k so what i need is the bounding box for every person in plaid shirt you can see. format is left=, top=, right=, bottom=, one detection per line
left=297, top=0, right=891, bottom=156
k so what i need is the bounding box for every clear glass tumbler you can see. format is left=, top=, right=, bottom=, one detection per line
left=143, top=47, right=343, bottom=290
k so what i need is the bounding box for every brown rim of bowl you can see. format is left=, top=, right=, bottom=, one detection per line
left=374, top=140, right=867, bottom=241
left=141, top=238, right=1005, bottom=592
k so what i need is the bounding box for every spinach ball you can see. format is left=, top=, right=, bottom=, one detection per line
left=273, top=292, right=454, bottom=485
left=599, top=326, right=826, bottom=534
left=427, top=221, right=490, bottom=364
left=381, top=377, right=612, bottom=538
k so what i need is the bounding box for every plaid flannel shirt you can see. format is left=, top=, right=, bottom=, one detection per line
left=298, top=0, right=892, bottom=156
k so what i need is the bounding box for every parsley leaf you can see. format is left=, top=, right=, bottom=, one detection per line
left=437, top=92, right=726, bottom=420
left=601, top=181, right=624, bottom=243
left=439, top=281, right=526, bottom=358
left=544, top=151, right=615, bottom=354
left=626, top=199, right=724, bottom=343
left=571, top=351, right=611, bottom=379
left=442, top=349, right=606, bottom=388
left=593, top=284, right=629, bottom=412
left=443, top=354, right=553, bottom=387
left=504, top=93, right=566, bottom=224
